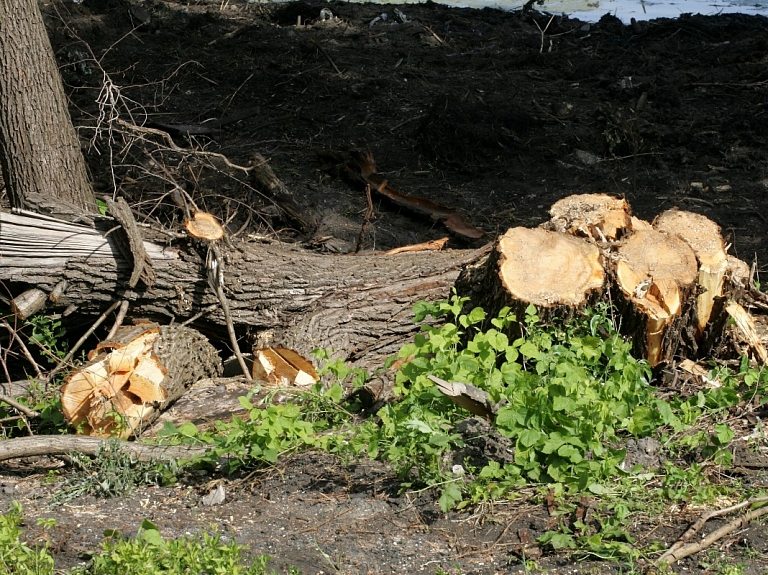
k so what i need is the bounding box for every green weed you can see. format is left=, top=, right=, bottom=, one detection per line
left=0, top=502, right=55, bottom=575
left=51, top=440, right=177, bottom=504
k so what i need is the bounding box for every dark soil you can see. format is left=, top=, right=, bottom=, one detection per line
left=3, top=1, right=768, bottom=573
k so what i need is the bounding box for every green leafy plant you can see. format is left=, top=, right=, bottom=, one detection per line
left=0, top=502, right=56, bottom=575
left=89, top=519, right=295, bottom=575
left=25, top=313, right=68, bottom=364
left=345, top=295, right=669, bottom=511
left=157, top=382, right=355, bottom=474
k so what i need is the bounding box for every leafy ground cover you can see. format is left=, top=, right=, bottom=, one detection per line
left=4, top=295, right=768, bottom=573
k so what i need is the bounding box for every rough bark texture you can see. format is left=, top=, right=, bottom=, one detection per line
left=0, top=0, right=95, bottom=212
left=0, top=212, right=476, bottom=371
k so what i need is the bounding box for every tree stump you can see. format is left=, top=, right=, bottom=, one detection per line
left=456, top=226, right=605, bottom=328
left=545, top=193, right=632, bottom=241
left=457, top=195, right=757, bottom=368
left=653, top=209, right=728, bottom=337
left=60, top=324, right=222, bottom=438
left=613, top=229, right=699, bottom=366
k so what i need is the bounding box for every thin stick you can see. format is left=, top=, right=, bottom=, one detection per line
left=105, top=299, right=130, bottom=340
left=355, top=184, right=375, bottom=253
left=207, top=244, right=252, bottom=381
left=310, top=39, right=343, bottom=76
left=181, top=304, right=219, bottom=327
left=47, top=300, right=122, bottom=381
left=0, top=320, right=43, bottom=379
left=657, top=496, right=768, bottom=566
left=0, top=392, right=40, bottom=419
left=533, top=14, right=556, bottom=53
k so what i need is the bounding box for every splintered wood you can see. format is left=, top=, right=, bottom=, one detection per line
left=458, top=194, right=764, bottom=367
left=252, top=347, right=318, bottom=387
left=61, top=324, right=222, bottom=438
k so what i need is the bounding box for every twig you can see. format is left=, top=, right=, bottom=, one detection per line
left=115, top=119, right=252, bottom=173
left=388, top=114, right=427, bottom=133
left=181, top=304, right=220, bottom=327
left=533, top=14, right=556, bottom=53
left=656, top=496, right=768, bottom=566
left=421, top=25, right=445, bottom=45
left=355, top=184, right=376, bottom=253
left=206, top=244, right=252, bottom=381
left=310, top=39, right=343, bottom=76
left=0, top=320, right=43, bottom=379
left=0, top=392, right=40, bottom=419
left=46, top=300, right=122, bottom=381
left=105, top=299, right=130, bottom=340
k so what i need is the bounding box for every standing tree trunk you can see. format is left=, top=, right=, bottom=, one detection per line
left=0, top=0, right=95, bottom=212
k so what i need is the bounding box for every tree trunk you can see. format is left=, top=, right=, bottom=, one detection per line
left=0, top=211, right=477, bottom=371
left=0, top=0, right=95, bottom=212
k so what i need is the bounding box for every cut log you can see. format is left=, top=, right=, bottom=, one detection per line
left=654, top=209, right=728, bottom=337
left=614, top=229, right=699, bottom=366
left=456, top=226, right=604, bottom=326
left=252, top=347, right=318, bottom=387
left=545, top=193, right=631, bottom=241
left=61, top=324, right=222, bottom=438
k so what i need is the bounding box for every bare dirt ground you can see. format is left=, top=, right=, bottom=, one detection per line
left=2, top=1, right=768, bottom=573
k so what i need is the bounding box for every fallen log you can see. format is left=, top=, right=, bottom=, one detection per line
left=0, top=210, right=477, bottom=371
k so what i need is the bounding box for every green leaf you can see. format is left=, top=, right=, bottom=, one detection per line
left=539, top=531, right=576, bottom=550
left=438, top=481, right=463, bottom=512
left=467, top=307, right=486, bottom=325
left=519, top=341, right=539, bottom=359
left=238, top=395, right=254, bottom=410
left=518, top=428, right=542, bottom=448
left=587, top=483, right=610, bottom=495
left=714, top=423, right=734, bottom=446
left=552, top=395, right=576, bottom=412
left=404, top=419, right=433, bottom=434
left=557, top=444, right=583, bottom=462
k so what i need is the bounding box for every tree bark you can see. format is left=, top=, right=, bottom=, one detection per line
left=0, top=0, right=96, bottom=212
left=0, top=211, right=478, bottom=371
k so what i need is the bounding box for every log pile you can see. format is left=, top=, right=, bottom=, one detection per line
left=49, top=193, right=767, bottom=439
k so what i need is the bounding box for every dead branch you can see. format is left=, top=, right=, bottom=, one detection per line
left=0, top=320, right=43, bottom=379
left=0, top=434, right=210, bottom=463
left=656, top=496, right=768, bottom=566
left=46, top=300, right=122, bottom=382
left=0, top=393, right=40, bottom=419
